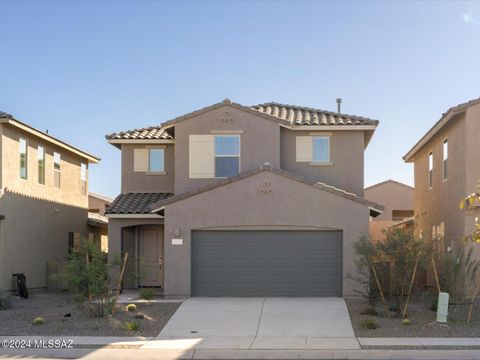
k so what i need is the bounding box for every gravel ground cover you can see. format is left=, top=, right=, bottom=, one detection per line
left=0, top=291, right=180, bottom=337
left=346, top=294, right=480, bottom=338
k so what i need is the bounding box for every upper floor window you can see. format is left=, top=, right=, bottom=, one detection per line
left=53, top=152, right=61, bottom=189
left=214, top=135, right=240, bottom=177
left=19, top=138, right=27, bottom=179
left=428, top=152, right=433, bottom=189
left=81, top=163, right=87, bottom=195
left=312, top=136, right=330, bottom=163
left=296, top=135, right=331, bottom=164
left=149, top=148, right=165, bottom=172
left=38, top=145, right=45, bottom=184
left=443, top=139, right=448, bottom=181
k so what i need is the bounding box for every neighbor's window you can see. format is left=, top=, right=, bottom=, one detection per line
left=443, top=139, right=448, bottom=181
left=149, top=148, right=165, bottom=172
left=19, top=138, right=27, bottom=179
left=80, top=163, right=87, bottom=195
left=312, top=136, right=330, bottom=163
left=37, top=145, right=45, bottom=184
left=215, top=135, right=240, bottom=177
left=53, top=152, right=61, bottom=189
left=428, top=152, right=433, bottom=188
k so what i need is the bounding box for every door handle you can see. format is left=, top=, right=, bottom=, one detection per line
left=158, top=259, right=164, bottom=268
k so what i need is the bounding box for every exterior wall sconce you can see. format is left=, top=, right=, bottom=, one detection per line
left=174, top=228, right=182, bottom=237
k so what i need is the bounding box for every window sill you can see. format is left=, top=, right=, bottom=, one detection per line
left=146, top=171, right=168, bottom=176
left=308, top=162, right=334, bottom=167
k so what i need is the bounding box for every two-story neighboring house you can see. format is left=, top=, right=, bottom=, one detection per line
left=404, top=98, right=480, bottom=285
left=365, top=180, right=414, bottom=241
left=105, top=99, right=383, bottom=297
left=0, top=111, right=99, bottom=291
left=87, top=192, right=112, bottom=252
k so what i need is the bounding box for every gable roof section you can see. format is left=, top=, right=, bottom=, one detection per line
left=365, top=179, right=414, bottom=192
left=106, top=99, right=379, bottom=147
left=404, top=97, right=480, bottom=162
left=149, top=165, right=384, bottom=216
left=106, top=192, right=173, bottom=215
left=0, top=111, right=100, bottom=163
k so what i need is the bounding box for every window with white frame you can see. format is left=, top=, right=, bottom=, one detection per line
left=149, top=148, right=165, bottom=172
left=38, top=145, right=45, bottom=184
left=443, top=139, right=448, bottom=181
left=428, top=152, right=433, bottom=188
left=214, top=135, right=240, bottom=177
left=312, top=136, right=330, bottom=163
left=19, top=138, right=27, bottom=179
left=53, top=152, right=61, bottom=189
left=81, top=163, right=87, bottom=195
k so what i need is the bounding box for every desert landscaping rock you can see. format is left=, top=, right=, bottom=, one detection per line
left=0, top=292, right=179, bottom=337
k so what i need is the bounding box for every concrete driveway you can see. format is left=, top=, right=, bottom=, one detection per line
left=145, top=298, right=359, bottom=350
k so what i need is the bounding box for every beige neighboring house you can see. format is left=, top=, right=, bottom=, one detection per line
left=105, top=99, right=383, bottom=297
left=0, top=111, right=100, bottom=291
left=365, top=180, right=414, bottom=241
left=87, top=192, right=112, bottom=252
left=404, top=98, right=480, bottom=285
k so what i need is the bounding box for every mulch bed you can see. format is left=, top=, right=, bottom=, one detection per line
left=346, top=293, right=480, bottom=337
left=0, top=291, right=180, bottom=337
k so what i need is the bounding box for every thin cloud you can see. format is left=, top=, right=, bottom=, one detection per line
left=462, top=12, right=480, bottom=24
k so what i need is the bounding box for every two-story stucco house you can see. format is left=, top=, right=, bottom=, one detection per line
left=404, top=98, right=480, bottom=286
left=0, top=111, right=99, bottom=291
left=105, top=99, right=383, bottom=297
left=365, top=180, right=414, bottom=241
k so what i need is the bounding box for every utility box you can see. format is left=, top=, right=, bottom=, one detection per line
left=437, top=292, right=449, bottom=323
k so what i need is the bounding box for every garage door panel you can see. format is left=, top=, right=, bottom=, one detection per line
left=191, top=230, right=342, bottom=297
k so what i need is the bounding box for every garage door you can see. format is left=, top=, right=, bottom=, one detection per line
left=191, top=230, right=342, bottom=297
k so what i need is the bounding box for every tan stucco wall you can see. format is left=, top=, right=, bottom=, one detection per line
left=173, top=105, right=281, bottom=194
left=365, top=181, right=413, bottom=221
left=88, top=195, right=111, bottom=216
left=281, top=128, right=365, bottom=196
left=162, top=171, right=370, bottom=297
left=0, top=191, right=88, bottom=290
left=121, top=144, right=175, bottom=193
left=413, top=113, right=467, bottom=254
left=1, top=124, right=89, bottom=208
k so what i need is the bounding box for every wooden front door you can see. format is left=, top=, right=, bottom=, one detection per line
left=139, top=227, right=164, bottom=287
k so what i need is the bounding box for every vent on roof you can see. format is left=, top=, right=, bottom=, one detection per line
left=336, top=98, right=342, bottom=113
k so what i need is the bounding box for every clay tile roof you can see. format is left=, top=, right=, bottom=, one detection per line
left=106, top=126, right=173, bottom=140
left=251, top=102, right=379, bottom=126
left=0, top=111, right=14, bottom=119
left=106, top=192, right=173, bottom=214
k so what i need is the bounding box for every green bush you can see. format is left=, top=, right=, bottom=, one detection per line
left=402, top=318, right=412, bottom=326
left=0, top=290, right=11, bottom=310
left=360, top=307, right=378, bottom=316
left=32, top=317, right=45, bottom=325
left=361, top=318, right=378, bottom=329
left=126, top=304, right=136, bottom=312
left=124, top=321, right=139, bottom=331
left=139, top=288, right=155, bottom=300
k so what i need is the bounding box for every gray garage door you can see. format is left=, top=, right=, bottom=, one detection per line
left=191, top=230, right=343, bottom=297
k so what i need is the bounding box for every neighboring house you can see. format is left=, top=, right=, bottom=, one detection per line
left=105, top=99, right=383, bottom=297
left=0, top=111, right=99, bottom=291
left=365, top=180, right=414, bottom=241
left=87, top=192, right=112, bottom=252
left=404, top=98, right=480, bottom=285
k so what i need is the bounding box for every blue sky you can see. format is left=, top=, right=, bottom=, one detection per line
left=1, top=1, right=479, bottom=198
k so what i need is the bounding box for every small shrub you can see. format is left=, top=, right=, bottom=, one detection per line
left=32, top=317, right=45, bottom=325
left=360, top=307, right=378, bottom=316
left=0, top=290, right=11, bottom=310
left=124, top=321, right=139, bottom=331
left=134, top=314, right=145, bottom=320
left=139, top=288, right=155, bottom=300
left=361, top=318, right=378, bottom=329
left=389, top=304, right=399, bottom=312
left=402, top=318, right=412, bottom=326
left=126, top=304, right=136, bottom=312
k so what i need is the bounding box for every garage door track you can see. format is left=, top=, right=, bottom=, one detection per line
left=144, top=297, right=359, bottom=350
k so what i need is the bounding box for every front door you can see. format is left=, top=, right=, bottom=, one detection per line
left=139, top=227, right=164, bottom=288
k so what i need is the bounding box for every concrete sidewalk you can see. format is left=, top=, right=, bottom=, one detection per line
left=2, top=347, right=480, bottom=360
